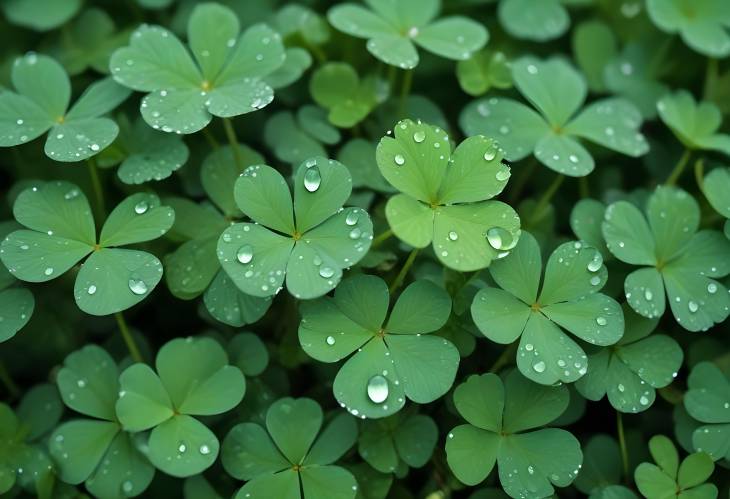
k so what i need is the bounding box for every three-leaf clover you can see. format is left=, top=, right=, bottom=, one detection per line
left=445, top=371, right=583, bottom=498
left=634, top=435, right=717, bottom=499
left=602, top=186, right=730, bottom=331
left=683, top=362, right=730, bottom=461
left=471, top=231, right=624, bottom=385
left=657, top=91, right=730, bottom=157
left=328, top=0, right=488, bottom=69
left=49, top=345, right=155, bottom=498
left=116, top=336, right=245, bottom=477
left=647, top=0, right=730, bottom=58
left=576, top=304, right=683, bottom=413
left=298, top=274, right=458, bottom=418
left=0, top=53, right=130, bottom=161
left=217, top=158, right=373, bottom=299
left=358, top=409, right=438, bottom=475
left=460, top=57, right=649, bottom=176
left=0, top=181, right=174, bottom=315
left=377, top=119, right=520, bottom=271
left=222, top=397, right=359, bottom=499
left=110, top=3, right=285, bottom=134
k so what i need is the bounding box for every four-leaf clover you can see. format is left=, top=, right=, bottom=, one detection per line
left=377, top=119, right=520, bottom=271
left=298, top=274, right=458, bottom=418
left=471, top=231, right=624, bottom=385
left=461, top=57, right=649, bottom=176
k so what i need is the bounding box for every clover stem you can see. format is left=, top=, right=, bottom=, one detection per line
left=665, top=149, right=692, bottom=186
left=371, top=228, right=394, bottom=248
left=202, top=127, right=219, bottom=149
left=222, top=118, right=244, bottom=170
left=304, top=40, right=327, bottom=64
left=86, top=157, right=106, bottom=219
left=387, top=64, right=398, bottom=92
left=694, top=158, right=705, bottom=192
left=703, top=57, right=718, bottom=99
left=507, top=157, right=538, bottom=204
left=0, top=360, right=20, bottom=399
left=398, top=69, right=413, bottom=119
left=115, top=312, right=143, bottom=363
left=578, top=176, right=590, bottom=199
left=616, top=411, right=630, bottom=483
left=528, top=173, right=564, bottom=227
left=489, top=341, right=517, bottom=373
left=389, top=247, right=419, bottom=293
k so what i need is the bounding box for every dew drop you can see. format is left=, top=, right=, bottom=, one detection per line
left=483, top=148, right=497, bottom=161
left=596, top=316, right=607, bottom=326
left=326, top=335, right=336, bottom=346
left=44, top=267, right=53, bottom=276
left=367, top=375, right=389, bottom=403
left=64, top=189, right=79, bottom=200
left=644, top=289, right=653, bottom=301
left=303, top=167, right=321, bottom=192
left=236, top=245, right=253, bottom=264
left=707, top=283, right=718, bottom=294
left=688, top=301, right=698, bottom=313
left=495, top=169, right=511, bottom=181
left=532, top=361, right=546, bottom=373
left=486, top=227, right=514, bottom=250
left=587, top=253, right=603, bottom=272
left=349, top=228, right=362, bottom=239
left=128, top=279, right=148, bottom=295
left=618, top=383, right=625, bottom=392
left=134, top=201, right=149, bottom=214
left=88, top=285, right=97, bottom=295
left=178, top=443, right=187, bottom=453
left=319, top=266, right=335, bottom=278
left=199, top=444, right=210, bottom=455
left=122, top=481, right=133, bottom=494
left=639, top=395, right=649, bottom=406
left=569, top=154, right=579, bottom=164
left=394, top=154, right=405, bottom=166
left=413, top=131, right=426, bottom=143
left=345, top=211, right=359, bottom=225
left=590, top=276, right=601, bottom=286
left=448, top=231, right=458, bottom=241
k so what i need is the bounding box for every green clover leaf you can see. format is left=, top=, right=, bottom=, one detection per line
left=445, top=371, right=583, bottom=497
left=266, top=47, right=313, bottom=90
left=0, top=221, right=34, bottom=343
left=460, top=57, right=649, bottom=176
left=217, top=158, right=373, bottom=299
left=274, top=4, right=331, bottom=47
left=110, top=3, right=285, bottom=134
left=299, top=274, right=458, bottom=418
left=702, top=167, right=730, bottom=239
left=456, top=49, right=512, bottom=97
left=116, top=336, right=245, bottom=477
left=264, top=108, right=340, bottom=166
left=574, top=434, right=638, bottom=498
left=684, top=362, right=730, bottom=461
left=471, top=231, right=624, bottom=385
left=0, top=53, right=130, bottom=162
left=602, top=186, right=730, bottom=331
left=337, top=139, right=396, bottom=193
left=576, top=304, right=683, bottom=413
left=1, top=0, right=81, bottom=31
left=377, top=119, right=519, bottom=271
left=358, top=409, right=438, bottom=475
left=328, top=0, right=488, bottom=69
left=657, top=91, right=730, bottom=157
left=634, top=435, right=717, bottom=499
left=570, top=198, right=609, bottom=257
left=647, top=0, right=730, bottom=57
left=222, top=397, right=359, bottom=499
left=572, top=20, right=617, bottom=93
left=49, top=345, right=155, bottom=498
left=498, top=0, right=570, bottom=42
left=310, top=63, right=387, bottom=128
left=0, top=181, right=174, bottom=316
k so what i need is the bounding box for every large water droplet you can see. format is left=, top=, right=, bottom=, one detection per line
left=587, top=252, right=603, bottom=272
left=394, top=154, right=405, bottom=166
left=303, top=167, right=321, bottom=192
left=413, top=131, right=426, bottom=143
left=134, top=201, right=149, bottom=214
left=345, top=211, right=359, bottom=225
left=367, top=375, right=389, bottom=403
left=532, top=361, right=546, bottom=373
left=486, top=227, right=514, bottom=250
left=483, top=148, right=497, bottom=161
left=236, top=244, right=253, bottom=264
left=319, top=266, right=335, bottom=278
left=128, top=279, right=148, bottom=295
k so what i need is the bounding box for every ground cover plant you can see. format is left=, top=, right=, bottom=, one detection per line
left=1, top=0, right=730, bottom=498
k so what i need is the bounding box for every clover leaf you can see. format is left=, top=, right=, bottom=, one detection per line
left=576, top=304, right=683, bottom=413
left=657, top=91, right=730, bottom=157
left=684, top=362, right=730, bottom=461
left=264, top=108, right=340, bottom=166
left=471, top=231, right=624, bottom=385
left=0, top=181, right=174, bottom=316
left=460, top=57, right=649, bottom=176
left=456, top=49, right=511, bottom=97
left=2, top=0, right=81, bottom=31
left=116, top=336, right=245, bottom=477
left=0, top=221, right=34, bottom=343
left=634, top=435, right=717, bottom=499
left=702, top=167, right=730, bottom=239
left=274, top=4, right=330, bottom=47
left=222, top=397, right=359, bottom=499
left=299, top=274, right=458, bottom=418
left=0, top=53, right=130, bottom=161
left=445, top=371, right=583, bottom=498
left=310, top=63, right=387, bottom=128
left=647, top=0, right=730, bottom=57
left=570, top=198, right=609, bottom=257
left=328, top=0, right=488, bottom=69
left=602, top=186, right=730, bottom=331
left=574, top=434, right=638, bottom=498
left=377, top=119, right=519, bottom=271
left=49, top=345, right=155, bottom=498
left=217, top=158, right=372, bottom=299
left=498, top=0, right=570, bottom=41
left=337, top=139, right=396, bottom=193
left=110, top=3, right=285, bottom=134
left=358, top=409, right=438, bottom=475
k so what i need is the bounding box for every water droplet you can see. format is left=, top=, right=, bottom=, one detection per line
left=525, top=343, right=534, bottom=351
left=587, top=253, right=603, bottom=272
left=596, top=316, right=607, bottom=326
left=413, top=131, right=426, bottom=143
left=134, top=201, right=149, bottom=214
left=349, top=228, right=362, bottom=239
left=496, top=169, right=510, bottom=181
left=64, top=189, right=79, bottom=200
left=590, top=276, right=601, bottom=286
left=618, top=383, right=625, bottom=392
left=128, top=279, right=148, bottom=295
left=644, top=289, right=653, bottom=301
left=87, top=285, right=97, bottom=295
left=393, top=154, right=405, bottom=166
left=533, top=361, right=546, bottom=373
left=688, top=301, right=698, bottom=313
left=199, top=444, right=210, bottom=455
left=639, top=395, right=649, bottom=406
left=178, top=443, right=187, bottom=453
left=90, top=143, right=100, bottom=152
left=319, top=266, right=335, bottom=278
left=707, top=283, right=718, bottom=294
left=326, top=335, right=336, bottom=346
left=303, top=167, right=321, bottom=192
left=484, top=148, right=497, bottom=161
left=122, top=480, right=133, bottom=493
left=367, top=375, right=389, bottom=403
left=236, top=245, right=253, bottom=264
left=448, top=231, right=458, bottom=241
left=345, top=211, right=359, bottom=225
left=486, top=227, right=514, bottom=250
left=44, top=267, right=54, bottom=276
left=569, top=154, right=579, bottom=164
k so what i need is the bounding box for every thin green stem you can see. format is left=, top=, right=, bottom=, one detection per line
left=617, top=411, right=630, bottom=483
left=202, top=127, right=219, bottom=149
left=489, top=342, right=517, bottom=373
left=398, top=69, right=413, bottom=119
left=528, top=173, right=564, bottom=226
left=389, top=248, right=419, bottom=294
left=87, top=157, right=106, bottom=219
left=703, top=57, right=718, bottom=100
left=0, top=361, right=20, bottom=398
left=387, top=64, right=398, bottom=93
left=578, top=176, right=590, bottom=199
left=694, top=158, right=705, bottom=192
left=115, top=313, right=143, bottom=363
left=222, top=118, right=243, bottom=170
left=371, top=228, right=394, bottom=249
left=304, top=40, right=327, bottom=64
left=647, top=36, right=673, bottom=77
left=665, top=149, right=692, bottom=186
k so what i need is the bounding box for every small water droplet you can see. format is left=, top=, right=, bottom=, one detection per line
left=707, top=283, right=717, bottom=294
left=319, top=266, right=335, bottom=278
left=134, top=201, right=149, bottom=214
left=448, top=231, right=458, bottom=241
left=587, top=252, right=603, bottom=272
left=178, top=443, right=186, bottom=453
left=596, top=316, right=607, bottom=326
left=618, top=383, right=625, bottom=392
left=483, top=148, right=497, bottom=161
left=644, top=289, right=653, bottom=301
left=199, top=444, right=210, bottom=455
left=128, top=279, right=148, bottom=295
left=122, top=480, right=133, bottom=493
left=44, top=267, right=53, bottom=276
left=64, top=189, right=79, bottom=200
left=236, top=245, right=253, bottom=264
left=532, top=361, right=546, bottom=373
left=688, top=301, right=698, bottom=313
left=326, top=335, right=335, bottom=346
left=303, top=167, right=321, bottom=192
left=345, top=211, right=359, bottom=225
left=590, top=276, right=601, bottom=286
left=495, top=169, right=510, bottom=181
left=87, top=285, right=97, bottom=295
left=367, top=375, right=389, bottom=403
left=639, top=395, right=649, bottom=406
left=569, top=154, right=579, bottom=164
left=413, top=131, right=426, bottom=143
left=349, top=228, right=362, bottom=239
left=394, top=154, right=405, bottom=166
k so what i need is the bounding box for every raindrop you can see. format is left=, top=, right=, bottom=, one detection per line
left=134, top=201, right=149, bottom=214
left=367, top=375, right=389, bottom=403
left=707, top=283, right=718, bottom=294
left=319, top=266, right=335, bottom=278
left=590, top=276, right=601, bottom=286
left=128, top=279, right=148, bottom=295
left=345, top=211, right=359, bottom=225
left=44, top=267, right=53, bottom=276
left=639, top=395, right=649, bottom=406
left=236, top=245, right=253, bottom=264
left=533, top=361, right=546, bottom=373
left=483, top=148, right=497, bottom=161
left=303, top=167, right=321, bottom=192
left=448, top=231, right=458, bottom=241
left=178, top=443, right=187, bottom=453
left=413, top=131, right=426, bottom=143
left=122, top=481, right=133, bottom=493
left=349, top=228, right=362, bottom=239
left=199, top=444, right=210, bottom=455
left=90, top=143, right=100, bottom=152
left=495, top=169, right=510, bottom=181
left=688, top=301, right=698, bottom=313
left=326, top=335, right=336, bottom=346
left=394, top=154, right=405, bottom=166
left=596, top=316, right=607, bottom=326
left=587, top=253, right=603, bottom=272
left=87, top=285, right=97, bottom=295
left=486, top=227, right=513, bottom=250
left=644, top=289, right=653, bottom=301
